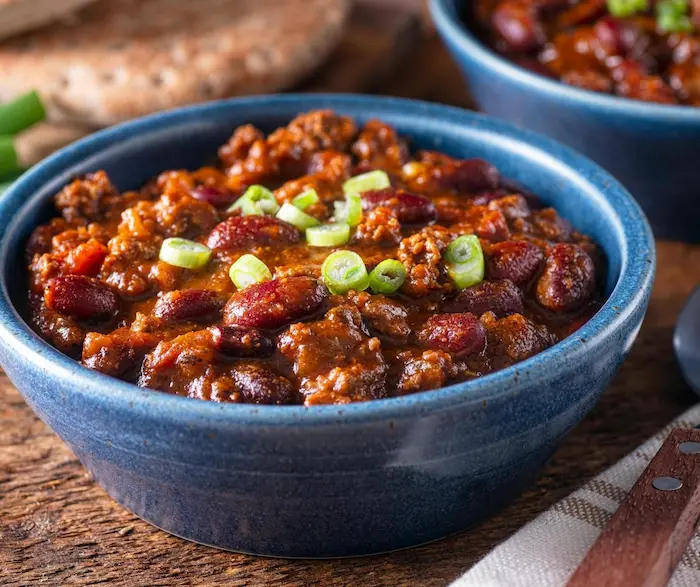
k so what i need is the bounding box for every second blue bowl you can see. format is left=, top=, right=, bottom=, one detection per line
left=431, top=0, right=700, bottom=242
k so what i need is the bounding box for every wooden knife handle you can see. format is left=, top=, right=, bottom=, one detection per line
left=566, top=428, right=700, bottom=587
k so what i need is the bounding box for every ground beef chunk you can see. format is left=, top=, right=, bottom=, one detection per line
left=483, top=312, right=555, bottom=362
left=351, top=119, right=409, bottom=171
left=394, top=350, right=456, bottom=394
left=353, top=207, right=402, bottom=246
left=152, top=192, right=219, bottom=239
left=29, top=295, right=86, bottom=357
left=347, top=291, right=411, bottom=340
left=218, top=124, right=265, bottom=168
left=83, top=329, right=161, bottom=379
left=398, top=225, right=455, bottom=297
left=268, top=110, right=357, bottom=164
left=278, top=305, right=388, bottom=405
left=274, top=151, right=352, bottom=203
left=55, top=171, right=122, bottom=222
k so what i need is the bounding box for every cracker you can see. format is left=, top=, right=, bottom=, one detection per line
left=0, top=0, right=349, bottom=127
left=0, top=0, right=98, bottom=41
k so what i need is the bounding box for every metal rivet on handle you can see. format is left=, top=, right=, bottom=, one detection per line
left=680, top=441, right=700, bottom=455
left=653, top=476, right=683, bottom=491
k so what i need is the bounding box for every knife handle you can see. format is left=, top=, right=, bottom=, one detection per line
left=566, top=428, right=700, bottom=587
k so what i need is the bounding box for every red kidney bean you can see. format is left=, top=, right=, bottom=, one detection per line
left=441, top=159, right=500, bottom=193
left=66, top=239, right=108, bottom=276
left=224, top=276, right=326, bottom=330
left=229, top=365, right=297, bottom=405
left=206, top=215, right=300, bottom=251
left=492, top=1, right=545, bottom=53
left=451, top=279, right=524, bottom=318
left=361, top=188, right=437, bottom=224
left=593, top=16, right=625, bottom=56
left=487, top=241, right=544, bottom=285
left=190, top=185, right=238, bottom=208
left=536, top=243, right=596, bottom=313
left=44, top=275, right=118, bottom=321
left=210, top=325, right=275, bottom=357
left=153, top=289, right=223, bottom=323
left=418, top=313, right=486, bottom=356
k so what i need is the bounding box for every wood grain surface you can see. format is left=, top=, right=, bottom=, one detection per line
left=1, top=33, right=698, bottom=587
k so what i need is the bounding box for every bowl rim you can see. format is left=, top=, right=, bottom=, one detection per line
left=429, top=0, right=700, bottom=123
left=0, top=93, right=655, bottom=426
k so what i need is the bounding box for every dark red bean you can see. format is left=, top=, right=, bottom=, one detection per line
left=593, top=16, right=625, bottom=56
left=224, top=276, right=326, bottom=330
left=418, top=313, right=486, bottom=356
left=230, top=364, right=297, bottom=405
left=210, top=325, right=275, bottom=357
left=451, top=279, right=524, bottom=318
left=487, top=241, right=544, bottom=285
left=441, top=159, right=500, bottom=193
left=206, top=215, right=300, bottom=251
left=536, top=243, right=596, bottom=313
left=44, top=275, right=118, bottom=321
left=361, top=188, right=437, bottom=224
left=190, top=185, right=238, bottom=208
left=153, top=289, right=223, bottom=322
left=492, top=1, right=544, bottom=53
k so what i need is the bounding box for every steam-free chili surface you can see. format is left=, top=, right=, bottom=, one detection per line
left=471, top=1, right=700, bottom=105
left=26, top=110, right=604, bottom=406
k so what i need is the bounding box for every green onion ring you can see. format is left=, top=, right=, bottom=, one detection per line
left=159, top=238, right=212, bottom=269
left=369, top=259, right=407, bottom=294
left=306, top=223, right=351, bottom=247
left=229, top=254, right=272, bottom=289
left=321, top=250, right=370, bottom=295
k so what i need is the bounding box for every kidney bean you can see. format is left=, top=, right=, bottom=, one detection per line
left=206, top=215, right=300, bottom=251
left=492, top=1, right=545, bottom=53
left=451, top=279, right=524, bottom=318
left=418, top=313, right=486, bottom=356
left=441, top=159, right=500, bottom=193
left=210, top=325, right=275, bottom=357
left=361, top=188, right=437, bottom=224
left=224, top=276, right=326, bottom=330
left=153, top=289, right=223, bottom=322
left=66, top=239, right=108, bottom=276
left=229, top=364, right=297, bottom=405
left=487, top=241, right=544, bottom=285
left=190, top=185, right=238, bottom=208
left=536, top=243, right=595, bottom=313
left=44, top=275, right=118, bottom=321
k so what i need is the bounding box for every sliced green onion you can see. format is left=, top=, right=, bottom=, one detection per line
left=0, top=136, right=18, bottom=178
left=291, top=188, right=320, bottom=211
left=276, top=202, right=320, bottom=230
left=228, top=185, right=280, bottom=216
left=321, top=250, right=369, bottom=295
left=229, top=254, right=272, bottom=289
left=333, top=192, right=363, bottom=227
left=657, top=0, right=692, bottom=32
left=342, top=170, right=391, bottom=195
left=159, top=238, right=211, bottom=269
left=306, top=223, right=351, bottom=247
left=606, top=0, right=648, bottom=17
left=445, top=235, right=485, bottom=290
left=0, top=91, right=46, bottom=136
left=369, top=259, right=406, bottom=294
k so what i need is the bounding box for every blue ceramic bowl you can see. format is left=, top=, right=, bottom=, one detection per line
left=0, top=95, right=654, bottom=557
left=431, top=0, right=700, bottom=242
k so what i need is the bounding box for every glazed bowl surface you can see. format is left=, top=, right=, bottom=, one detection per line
left=431, top=0, right=700, bottom=242
left=0, top=94, right=654, bottom=557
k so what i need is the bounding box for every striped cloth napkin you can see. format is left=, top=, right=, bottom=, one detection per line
left=451, top=403, right=700, bottom=587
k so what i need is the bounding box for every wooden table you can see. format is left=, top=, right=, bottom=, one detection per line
left=2, top=37, right=698, bottom=587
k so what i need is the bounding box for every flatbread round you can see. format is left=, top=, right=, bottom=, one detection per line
left=0, top=0, right=98, bottom=41
left=0, top=0, right=349, bottom=127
